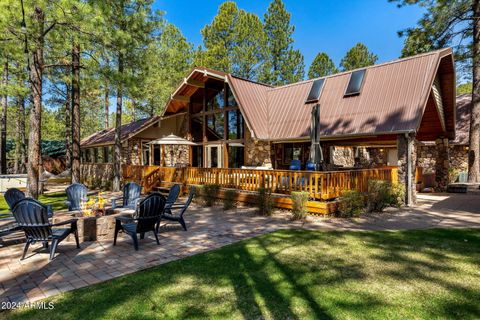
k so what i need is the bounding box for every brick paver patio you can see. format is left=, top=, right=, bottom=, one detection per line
left=1, top=192, right=479, bottom=305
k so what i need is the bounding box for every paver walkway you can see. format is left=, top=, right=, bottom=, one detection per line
left=1, top=193, right=479, bottom=304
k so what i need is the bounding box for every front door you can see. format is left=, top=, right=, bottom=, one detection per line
left=205, top=144, right=223, bottom=168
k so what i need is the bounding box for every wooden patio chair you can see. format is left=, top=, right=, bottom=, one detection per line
left=12, top=198, right=79, bottom=260
left=65, top=183, right=88, bottom=211
left=111, top=182, right=142, bottom=209
left=113, top=193, right=166, bottom=251
left=162, top=187, right=195, bottom=231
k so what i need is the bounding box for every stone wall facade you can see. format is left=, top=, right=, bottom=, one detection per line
left=434, top=138, right=450, bottom=191
left=164, top=145, right=189, bottom=167
left=417, top=143, right=468, bottom=183
left=330, top=147, right=355, bottom=167
left=397, top=134, right=417, bottom=205
left=245, top=131, right=272, bottom=167
left=121, top=138, right=142, bottom=165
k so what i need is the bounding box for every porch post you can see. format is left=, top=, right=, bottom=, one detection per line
left=434, top=137, right=450, bottom=191
left=397, top=133, right=417, bottom=206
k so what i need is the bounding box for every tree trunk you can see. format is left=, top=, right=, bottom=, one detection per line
left=105, top=86, right=109, bottom=129
left=65, top=85, right=71, bottom=170
left=113, top=53, right=123, bottom=192
left=27, top=7, right=45, bottom=199
left=468, top=0, right=480, bottom=182
left=14, top=96, right=27, bottom=174
left=0, top=59, right=7, bottom=174
left=71, top=43, right=81, bottom=183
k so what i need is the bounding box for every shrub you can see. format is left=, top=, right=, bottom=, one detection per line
left=192, top=185, right=204, bottom=205
left=223, top=189, right=237, bottom=210
left=255, top=188, right=274, bottom=216
left=389, top=183, right=405, bottom=208
left=338, top=190, right=365, bottom=217
left=367, top=180, right=405, bottom=212
left=203, top=184, right=220, bottom=207
left=291, top=191, right=309, bottom=220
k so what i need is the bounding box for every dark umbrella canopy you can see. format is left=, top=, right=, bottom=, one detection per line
left=310, top=104, right=323, bottom=170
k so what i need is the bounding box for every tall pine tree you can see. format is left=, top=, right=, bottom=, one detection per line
left=259, top=0, right=304, bottom=85
left=308, top=52, right=338, bottom=79
left=340, top=43, right=378, bottom=71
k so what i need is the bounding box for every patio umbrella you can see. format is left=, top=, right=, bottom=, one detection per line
left=148, top=134, right=197, bottom=166
left=309, top=103, right=323, bottom=170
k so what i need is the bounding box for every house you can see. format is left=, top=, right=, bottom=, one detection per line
left=81, top=48, right=457, bottom=203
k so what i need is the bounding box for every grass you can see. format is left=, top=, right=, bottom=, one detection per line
left=5, top=228, right=480, bottom=319
left=0, top=192, right=67, bottom=217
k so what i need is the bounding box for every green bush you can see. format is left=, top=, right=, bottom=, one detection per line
left=203, top=184, right=220, bottom=207
left=192, top=185, right=204, bottom=205
left=367, top=180, right=405, bottom=212
left=338, top=190, right=365, bottom=217
left=291, top=192, right=309, bottom=220
left=255, top=188, right=274, bottom=216
left=223, top=189, right=238, bottom=210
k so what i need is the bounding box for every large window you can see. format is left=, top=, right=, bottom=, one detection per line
left=207, top=113, right=224, bottom=141
left=97, top=147, right=104, bottom=163
left=228, top=145, right=244, bottom=168
left=227, top=110, right=244, bottom=140
left=207, top=88, right=225, bottom=110
left=192, top=146, right=203, bottom=167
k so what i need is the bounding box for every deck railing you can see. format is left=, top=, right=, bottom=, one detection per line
left=122, top=165, right=398, bottom=201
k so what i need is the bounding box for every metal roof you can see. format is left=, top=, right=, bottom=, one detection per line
left=230, top=48, right=455, bottom=141
left=81, top=116, right=161, bottom=147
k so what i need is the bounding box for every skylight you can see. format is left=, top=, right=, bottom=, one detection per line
left=305, top=78, right=325, bottom=103
left=345, top=69, right=366, bottom=96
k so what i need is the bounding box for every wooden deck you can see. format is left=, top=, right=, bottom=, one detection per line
left=123, top=165, right=398, bottom=201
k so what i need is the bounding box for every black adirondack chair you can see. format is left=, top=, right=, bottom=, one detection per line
left=162, top=187, right=195, bottom=231
left=12, top=198, right=79, bottom=260
left=5, top=188, right=53, bottom=217
left=113, top=193, right=166, bottom=250
left=155, top=184, right=181, bottom=232
left=65, top=183, right=88, bottom=211
left=111, top=182, right=142, bottom=209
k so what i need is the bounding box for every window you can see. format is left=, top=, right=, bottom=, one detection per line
left=345, top=69, right=366, bottom=96
left=227, top=86, right=236, bottom=107
left=142, top=142, right=151, bottom=165
left=283, top=144, right=302, bottom=165
left=192, top=146, right=203, bottom=167
left=153, top=145, right=161, bottom=165
left=106, top=146, right=113, bottom=163
left=191, top=117, right=204, bottom=142
left=228, top=145, right=244, bottom=168
left=92, top=148, right=98, bottom=163
left=305, top=78, right=325, bottom=103
left=227, top=110, right=244, bottom=140
left=85, top=149, right=92, bottom=163
left=207, top=88, right=225, bottom=110
left=207, top=113, right=224, bottom=141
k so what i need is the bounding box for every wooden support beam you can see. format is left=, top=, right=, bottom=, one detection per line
left=184, top=78, right=205, bottom=88
left=171, top=94, right=190, bottom=102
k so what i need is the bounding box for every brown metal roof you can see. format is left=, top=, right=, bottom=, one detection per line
left=81, top=116, right=161, bottom=147
left=229, top=48, right=455, bottom=141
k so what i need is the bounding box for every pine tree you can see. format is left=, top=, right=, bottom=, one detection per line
left=308, top=52, right=338, bottom=79
left=340, top=43, right=378, bottom=71
left=259, top=0, right=304, bottom=85
left=200, top=2, right=265, bottom=80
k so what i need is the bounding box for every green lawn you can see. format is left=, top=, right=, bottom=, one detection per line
left=0, top=192, right=67, bottom=217
left=5, top=229, right=480, bottom=320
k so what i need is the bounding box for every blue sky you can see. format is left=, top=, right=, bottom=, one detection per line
left=153, top=0, right=425, bottom=71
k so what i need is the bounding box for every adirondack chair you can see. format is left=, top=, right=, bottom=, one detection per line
left=5, top=188, right=53, bottom=217
left=162, top=187, right=195, bottom=231
left=12, top=198, right=79, bottom=260
left=113, top=193, right=166, bottom=250
left=111, top=182, right=142, bottom=209
left=156, top=184, right=182, bottom=233
left=65, top=183, right=88, bottom=211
